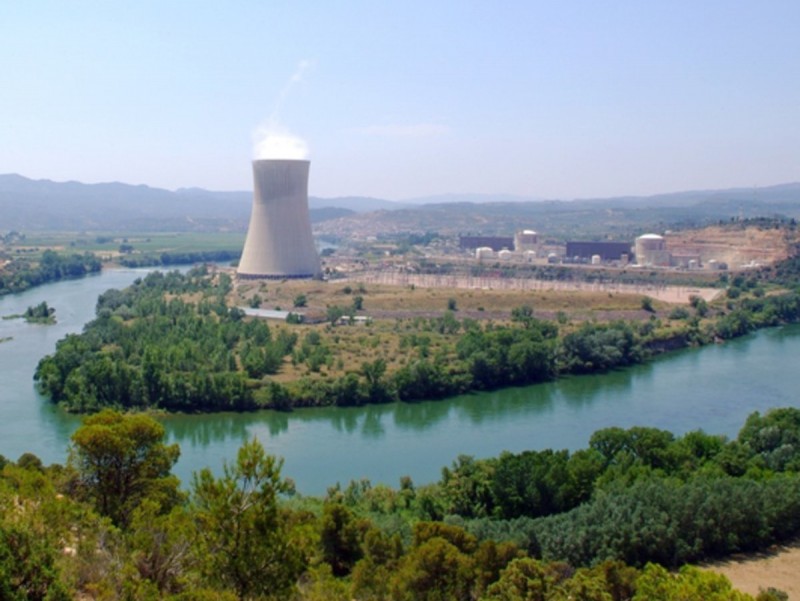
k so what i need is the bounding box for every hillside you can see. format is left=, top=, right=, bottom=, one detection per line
left=314, top=185, right=800, bottom=242
left=2, top=172, right=800, bottom=238
left=0, top=174, right=375, bottom=232
left=665, top=223, right=799, bottom=267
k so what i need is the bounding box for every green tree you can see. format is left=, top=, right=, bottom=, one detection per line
left=191, top=438, right=306, bottom=600
left=327, top=305, right=347, bottom=325
left=0, top=523, right=71, bottom=601
left=511, top=304, right=535, bottom=326
left=482, top=557, right=564, bottom=601
left=390, top=537, right=474, bottom=601
left=320, top=503, right=363, bottom=576
left=126, top=500, right=194, bottom=595
left=68, top=410, right=181, bottom=527
left=351, top=527, right=404, bottom=600
left=440, top=454, right=495, bottom=518
left=633, top=564, right=752, bottom=601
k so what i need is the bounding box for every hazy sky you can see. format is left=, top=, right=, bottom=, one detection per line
left=1, top=1, right=798, bottom=200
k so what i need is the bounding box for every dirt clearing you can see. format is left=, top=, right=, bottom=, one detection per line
left=704, top=541, right=800, bottom=599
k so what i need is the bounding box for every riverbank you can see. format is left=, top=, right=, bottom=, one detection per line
left=2, top=265, right=800, bottom=494
left=32, top=262, right=800, bottom=415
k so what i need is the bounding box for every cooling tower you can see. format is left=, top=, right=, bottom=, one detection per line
left=237, top=159, right=321, bottom=279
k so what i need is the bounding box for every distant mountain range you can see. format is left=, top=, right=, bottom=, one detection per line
left=1, top=172, right=799, bottom=234
left=0, top=173, right=396, bottom=231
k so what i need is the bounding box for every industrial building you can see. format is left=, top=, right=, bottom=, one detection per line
left=475, top=246, right=495, bottom=261
left=634, top=233, right=670, bottom=267
left=459, top=235, right=514, bottom=252
left=514, top=229, right=539, bottom=252
left=565, top=241, right=632, bottom=262
left=238, top=159, right=321, bottom=279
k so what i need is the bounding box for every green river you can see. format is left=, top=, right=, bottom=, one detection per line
left=1, top=268, right=797, bottom=494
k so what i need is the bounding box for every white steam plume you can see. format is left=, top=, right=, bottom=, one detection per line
left=253, top=60, right=312, bottom=160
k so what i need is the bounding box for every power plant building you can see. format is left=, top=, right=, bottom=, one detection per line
left=635, top=233, right=670, bottom=266
left=514, top=229, right=539, bottom=252
left=475, top=247, right=495, bottom=261
left=565, top=241, right=632, bottom=261
left=459, top=235, right=514, bottom=252
left=238, top=159, right=321, bottom=279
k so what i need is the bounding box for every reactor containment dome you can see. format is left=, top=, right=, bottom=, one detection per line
left=237, top=159, right=321, bottom=279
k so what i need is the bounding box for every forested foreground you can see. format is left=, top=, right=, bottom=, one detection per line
left=34, top=267, right=800, bottom=413
left=2, top=408, right=799, bottom=600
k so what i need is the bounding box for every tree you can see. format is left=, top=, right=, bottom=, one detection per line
left=327, top=305, right=347, bottom=325
left=0, top=523, right=71, bottom=601
left=351, top=528, right=404, bottom=599
left=633, top=564, right=752, bottom=601
left=69, top=410, right=181, bottom=527
left=191, top=438, right=306, bottom=600
left=125, top=500, right=194, bottom=595
left=390, top=537, right=474, bottom=601
left=511, top=304, right=535, bottom=326
left=481, top=557, right=562, bottom=601
left=320, top=503, right=363, bottom=576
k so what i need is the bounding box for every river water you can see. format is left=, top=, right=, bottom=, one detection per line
left=1, top=269, right=797, bottom=495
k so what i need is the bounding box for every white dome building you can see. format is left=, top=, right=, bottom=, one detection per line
left=635, top=234, right=670, bottom=266
left=514, top=229, right=539, bottom=252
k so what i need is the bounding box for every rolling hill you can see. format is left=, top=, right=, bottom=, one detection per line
left=1, top=173, right=799, bottom=238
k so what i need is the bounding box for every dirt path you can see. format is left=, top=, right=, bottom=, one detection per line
left=704, top=542, right=800, bottom=599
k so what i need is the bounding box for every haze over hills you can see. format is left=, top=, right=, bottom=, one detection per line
left=0, top=173, right=388, bottom=231
left=1, top=172, right=799, bottom=236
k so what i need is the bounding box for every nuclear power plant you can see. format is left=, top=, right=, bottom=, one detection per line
left=237, top=159, right=321, bottom=279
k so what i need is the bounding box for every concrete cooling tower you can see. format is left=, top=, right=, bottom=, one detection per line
left=237, top=159, right=321, bottom=279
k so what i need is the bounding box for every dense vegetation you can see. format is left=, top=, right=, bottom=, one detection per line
left=117, top=249, right=240, bottom=268
left=24, top=301, right=56, bottom=324
left=35, top=267, right=293, bottom=412
left=0, top=250, right=101, bottom=295
left=34, top=267, right=653, bottom=412
left=34, top=265, right=800, bottom=413
left=1, top=408, right=797, bottom=600
left=327, top=408, right=800, bottom=567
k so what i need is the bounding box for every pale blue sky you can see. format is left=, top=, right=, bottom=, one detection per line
left=1, top=1, right=798, bottom=200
